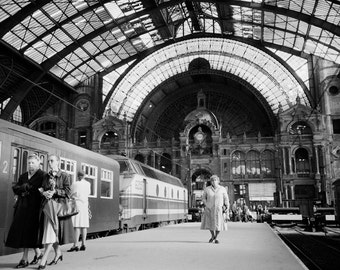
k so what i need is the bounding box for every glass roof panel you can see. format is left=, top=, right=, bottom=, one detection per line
left=0, top=0, right=29, bottom=22
left=108, top=38, right=308, bottom=121
left=0, top=0, right=339, bottom=90
left=326, top=5, right=340, bottom=25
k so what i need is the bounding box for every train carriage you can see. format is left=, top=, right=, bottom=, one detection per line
left=111, top=155, right=188, bottom=231
left=0, top=119, right=188, bottom=255
left=0, top=119, right=120, bottom=255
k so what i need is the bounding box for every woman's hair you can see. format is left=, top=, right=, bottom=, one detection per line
left=210, top=175, right=220, bottom=182
left=48, top=154, right=60, bottom=162
left=77, top=171, right=85, bottom=178
left=28, top=154, right=40, bottom=162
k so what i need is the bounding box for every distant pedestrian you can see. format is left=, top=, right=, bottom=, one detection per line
left=231, top=201, right=237, bottom=222
left=5, top=154, right=47, bottom=268
left=242, top=204, right=249, bottom=222
left=200, top=175, right=230, bottom=244
left=67, top=171, right=91, bottom=252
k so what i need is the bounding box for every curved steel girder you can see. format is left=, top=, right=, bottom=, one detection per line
left=40, top=0, right=340, bottom=72
left=65, top=11, right=338, bottom=82
left=100, top=34, right=312, bottom=117
left=0, top=0, right=52, bottom=38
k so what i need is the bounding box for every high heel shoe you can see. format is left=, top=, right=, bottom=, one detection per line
left=15, top=260, right=28, bottom=268
left=48, top=254, right=63, bottom=265
left=30, top=253, right=43, bottom=265
left=37, top=262, right=47, bottom=269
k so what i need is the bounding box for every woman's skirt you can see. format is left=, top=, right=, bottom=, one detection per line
left=42, top=214, right=57, bottom=244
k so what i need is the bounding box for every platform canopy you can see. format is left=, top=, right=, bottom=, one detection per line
left=0, top=0, right=339, bottom=123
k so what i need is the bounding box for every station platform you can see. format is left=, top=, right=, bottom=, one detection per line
left=0, top=222, right=307, bottom=270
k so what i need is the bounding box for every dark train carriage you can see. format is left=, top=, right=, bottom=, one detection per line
left=0, top=119, right=120, bottom=255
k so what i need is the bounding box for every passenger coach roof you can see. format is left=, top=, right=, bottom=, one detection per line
left=114, top=155, right=184, bottom=187
left=0, top=0, right=340, bottom=124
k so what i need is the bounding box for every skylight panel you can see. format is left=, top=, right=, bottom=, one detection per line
left=0, top=0, right=29, bottom=22
left=315, top=0, right=331, bottom=20
left=301, top=1, right=315, bottom=15
left=289, top=1, right=303, bottom=13
left=110, top=38, right=307, bottom=121
left=331, top=36, right=340, bottom=51
left=200, top=2, right=218, bottom=17
left=64, top=76, right=80, bottom=86
left=326, top=5, right=340, bottom=25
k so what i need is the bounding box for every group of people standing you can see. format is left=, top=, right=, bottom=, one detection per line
left=5, top=154, right=90, bottom=269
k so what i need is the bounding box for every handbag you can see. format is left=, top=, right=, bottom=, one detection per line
left=57, top=198, right=79, bottom=219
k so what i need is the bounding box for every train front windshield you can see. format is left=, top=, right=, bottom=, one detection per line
left=118, top=161, right=130, bottom=173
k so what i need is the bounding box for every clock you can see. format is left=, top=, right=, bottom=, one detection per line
left=195, top=133, right=204, bottom=141
left=76, top=99, right=90, bottom=112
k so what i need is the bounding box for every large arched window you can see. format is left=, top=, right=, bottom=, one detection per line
left=261, top=150, right=275, bottom=178
left=246, top=150, right=260, bottom=178
left=232, top=151, right=245, bottom=179
left=295, top=148, right=310, bottom=177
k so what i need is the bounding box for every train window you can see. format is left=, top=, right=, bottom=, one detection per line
left=82, top=163, right=98, bottom=198
left=177, top=190, right=179, bottom=199
left=164, top=187, right=167, bottom=197
left=39, top=155, right=46, bottom=170
left=101, top=169, right=113, bottom=199
left=171, top=188, right=174, bottom=198
left=22, top=151, right=28, bottom=174
left=60, top=157, right=77, bottom=184
left=156, top=184, right=159, bottom=196
left=12, top=148, right=20, bottom=182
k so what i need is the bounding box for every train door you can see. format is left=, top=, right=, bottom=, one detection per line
left=3, top=145, right=48, bottom=254
left=11, top=146, right=48, bottom=183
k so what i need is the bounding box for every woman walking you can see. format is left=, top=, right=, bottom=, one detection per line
left=38, top=154, right=73, bottom=269
left=200, top=175, right=229, bottom=244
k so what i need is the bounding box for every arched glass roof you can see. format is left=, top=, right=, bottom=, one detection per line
left=0, top=0, right=339, bottom=125
left=109, top=37, right=309, bottom=121
left=0, top=0, right=339, bottom=87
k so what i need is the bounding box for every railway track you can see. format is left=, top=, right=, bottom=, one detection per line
left=273, top=225, right=340, bottom=270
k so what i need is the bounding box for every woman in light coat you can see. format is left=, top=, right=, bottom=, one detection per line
left=67, top=171, right=91, bottom=252
left=200, top=175, right=229, bottom=244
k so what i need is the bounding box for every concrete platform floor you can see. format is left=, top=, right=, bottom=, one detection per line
left=0, top=222, right=307, bottom=270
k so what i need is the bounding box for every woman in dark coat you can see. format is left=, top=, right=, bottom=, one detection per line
left=6, top=154, right=48, bottom=268
left=38, top=154, right=74, bottom=269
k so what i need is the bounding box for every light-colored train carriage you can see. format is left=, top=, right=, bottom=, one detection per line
left=110, top=155, right=188, bottom=231
left=0, top=119, right=120, bottom=255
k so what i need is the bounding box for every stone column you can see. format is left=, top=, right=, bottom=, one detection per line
left=314, top=146, right=320, bottom=175
left=290, top=184, right=295, bottom=200
left=284, top=185, right=289, bottom=207
left=282, top=147, right=287, bottom=175
left=288, top=147, right=294, bottom=175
